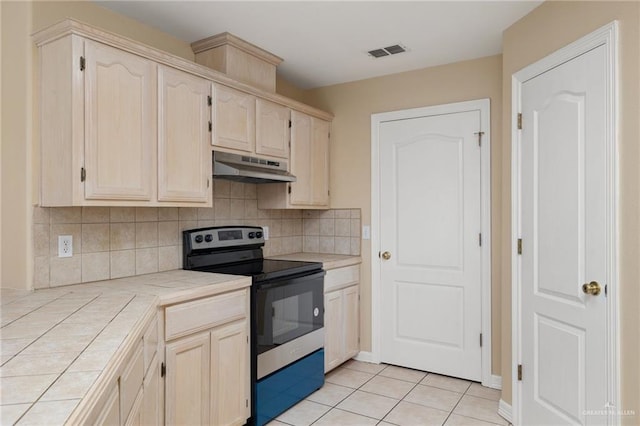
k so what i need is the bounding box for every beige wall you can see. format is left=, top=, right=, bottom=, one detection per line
left=501, top=1, right=640, bottom=421
left=305, top=55, right=504, bottom=375
left=1, top=1, right=32, bottom=289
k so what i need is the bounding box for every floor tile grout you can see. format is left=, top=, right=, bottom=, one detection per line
left=274, top=361, right=504, bottom=426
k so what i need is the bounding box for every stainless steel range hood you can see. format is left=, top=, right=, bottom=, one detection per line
left=213, top=151, right=296, bottom=184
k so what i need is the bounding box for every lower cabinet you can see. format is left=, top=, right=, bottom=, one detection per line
left=323, top=264, right=360, bottom=373
left=88, top=313, right=159, bottom=426
left=94, top=382, right=120, bottom=425
left=163, top=288, right=251, bottom=426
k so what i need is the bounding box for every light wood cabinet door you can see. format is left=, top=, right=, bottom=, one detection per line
left=324, top=290, right=344, bottom=372
left=141, top=355, right=160, bottom=426
left=124, top=389, right=143, bottom=426
left=256, top=99, right=290, bottom=159
left=290, top=110, right=313, bottom=205
left=343, top=285, right=360, bottom=359
left=84, top=40, right=156, bottom=201
left=210, top=320, right=250, bottom=426
left=158, top=66, right=212, bottom=203
left=311, top=117, right=330, bottom=206
left=165, top=332, right=211, bottom=426
left=94, top=382, right=120, bottom=426
left=213, top=84, right=255, bottom=153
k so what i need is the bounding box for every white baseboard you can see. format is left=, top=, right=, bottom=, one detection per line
left=488, top=374, right=502, bottom=390
left=498, top=399, right=513, bottom=423
left=354, top=351, right=378, bottom=364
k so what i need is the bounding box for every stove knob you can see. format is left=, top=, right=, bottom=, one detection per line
left=248, top=232, right=256, bottom=239
left=194, top=235, right=204, bottom=243
left=204, top=234, right=213, bottom=242
left=256, top=231, right=263, bottom=239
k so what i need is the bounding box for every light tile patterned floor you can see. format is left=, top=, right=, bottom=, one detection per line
left=267, top=360, right=507, bottom=426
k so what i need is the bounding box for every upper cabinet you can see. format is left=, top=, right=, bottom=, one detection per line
left=255, top=99, right=290, bottom=159
left=38, top=35, right=212, bottom=207
left=34, top=19, right=332, bottom=208
left=257, top=111, right=330, bottom=209
left=158, top=66, right=212, bottom=204
left=213, top=86, right=291, bottom=161
left=212, top=84, right=256, bottom=153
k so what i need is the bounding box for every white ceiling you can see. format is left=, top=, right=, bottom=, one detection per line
left=95, top=1, right=542, bottom=89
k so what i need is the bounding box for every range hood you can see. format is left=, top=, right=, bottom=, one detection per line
left=213, top=151, right=296, bottom=184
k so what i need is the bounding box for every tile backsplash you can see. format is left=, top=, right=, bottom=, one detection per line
left=33, top=181, right=360, bottom=288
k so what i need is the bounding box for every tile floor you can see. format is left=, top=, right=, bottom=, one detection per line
left=267, top=360, right=508, bottom=426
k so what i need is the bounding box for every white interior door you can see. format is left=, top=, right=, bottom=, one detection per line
left=379, top=109, right=483, bottom=381
left=518, top=44, right=609, bottom=425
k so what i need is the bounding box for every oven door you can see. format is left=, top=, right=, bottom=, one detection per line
left=255, top=270, right=324, bottom=378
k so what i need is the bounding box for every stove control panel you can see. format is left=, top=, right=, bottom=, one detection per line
left=184, top=226, right=265, bottom=250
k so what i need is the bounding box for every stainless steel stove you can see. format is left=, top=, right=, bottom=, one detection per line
left=182, top=226, right=325, bottom=426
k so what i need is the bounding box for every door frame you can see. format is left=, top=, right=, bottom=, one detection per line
left=511, top=22, right=619, bottom=424
left=370, top=99, right=495, bottom=388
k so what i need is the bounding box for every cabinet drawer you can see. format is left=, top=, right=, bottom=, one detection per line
left=165, top=290, right=247, bottom=341
left=120, top=341, right=144, bottom=423
left=143, top=316, right=158, bottom=376
left=325, top=265, right=360, bottom=292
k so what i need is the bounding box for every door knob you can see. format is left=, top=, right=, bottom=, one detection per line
left=582, top=281, right=602, bottom=296
left=381, top=251, right=391, bottom=260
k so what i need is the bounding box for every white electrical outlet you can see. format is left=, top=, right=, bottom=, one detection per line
left=58, top=235, right=73, bottom=257
left=262, top=226, right=269, bottom=241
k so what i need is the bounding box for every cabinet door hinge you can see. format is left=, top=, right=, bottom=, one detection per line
left=80, top=56, right=86, bottom=71
left=208, top=121, right=212, bottom=132
left=288, top=185, right=292, bottom=194
left=517, top=238, right=523, bottom=255
left=517, top=113, right=523, bottom=130
left=517, top=364, right=523, bottom=381
left=480, top=333, right=483, bottom=347
left=80, top=167, right=86, bottom=182
left=475, top=131, right=484, bottom=147
left=479, top=233, right=482, bottom=247
left=246, top=335, right=249, bottom=344
left=246, top=399, right=249, bottom=408
left=605, top=284, right=608, bottom=296
left=207, top=178, right=210, bottom=188
left=288, top=120, right=292, bottom=128
left=161, top=362, right=166, bottom=378
left=207, top=95, right=212, bottom=106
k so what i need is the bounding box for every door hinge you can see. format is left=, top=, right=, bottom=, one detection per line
left=208, top=121, right=212, bottom=132
left=605, top=284, right=608, bottom=296
left=479, top=233, right=482, bottom=247
left=288, top=185, right=292, bottom=194
left=207, top=178, right=210, bottom=188
left=517, top=238, right=523, bottom=255
left=161, top=362, right=166, bottom=378
left=246, top=335, right=249, bottom=344
left=289, top=120, right=292, bottom=128
left=475, top=131, right=485, bottom=147
left=207, top=95, right=212, bottom=106
left=79, top=56, right=85, bottom=71
left=480, top=333, right=483, bottom=347
left=517, top=364, right=523, bottom=381
left=246, top=399, right=249, bottom=408
left=80, top=167, right=86, bottom=182
left=517, top=113, right=523, bottom=130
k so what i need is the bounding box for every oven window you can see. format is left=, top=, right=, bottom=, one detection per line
left=256, top=272, right=323, bottom=354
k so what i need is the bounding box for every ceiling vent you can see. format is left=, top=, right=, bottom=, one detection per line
left=367, top=44, right=407, bottom=58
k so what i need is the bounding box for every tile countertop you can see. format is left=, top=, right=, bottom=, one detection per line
left=266, top=253, right=361, bottom=270
left=0, top=270, right=251, bottom=425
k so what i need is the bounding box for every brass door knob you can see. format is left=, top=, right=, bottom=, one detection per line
left=381, top=251, right=391, bottom=260
left=582, top=281, right=601, bottom=296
